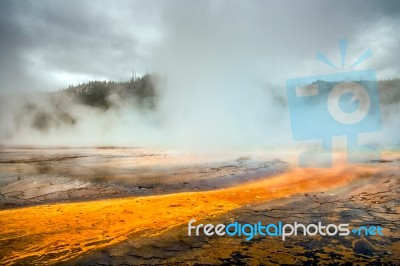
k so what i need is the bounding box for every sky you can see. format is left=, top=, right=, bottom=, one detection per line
left=0, top=0, right=399, bottom=151
left=0, top=0, right=399, bottom=94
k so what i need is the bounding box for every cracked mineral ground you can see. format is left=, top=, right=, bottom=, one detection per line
left=0, top=148, right=399, bottom=265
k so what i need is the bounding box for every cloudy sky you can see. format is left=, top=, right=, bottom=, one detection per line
left=0, top=0, right=399, bottom=94
left=0, top=0, right=400, bottom=150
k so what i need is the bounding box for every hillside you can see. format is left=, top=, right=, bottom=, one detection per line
left=57, top=74, right=157, bottom=110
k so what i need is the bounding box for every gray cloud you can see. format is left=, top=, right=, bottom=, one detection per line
left=0, top=0, right=399, bottom=150
left=1, top=0, right=399, bottom=93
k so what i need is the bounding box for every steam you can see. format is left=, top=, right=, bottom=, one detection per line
left=1, top=76, right=399, bottom=152
left=0, top=77, right=291, bottom=151
left=0, top=0, right=399, bottom=151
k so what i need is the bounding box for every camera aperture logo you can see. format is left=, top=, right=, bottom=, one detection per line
left=286, top=39, right=381, bottom=167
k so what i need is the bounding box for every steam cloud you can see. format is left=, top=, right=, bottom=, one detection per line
left=0, top=0, right=399, bottom=151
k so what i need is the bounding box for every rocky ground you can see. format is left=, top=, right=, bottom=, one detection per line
left=0, top=148, right=399, bottom=265
left=68, top=160, right=400, bottom=265
left=0, top=148, right=288, bottom=209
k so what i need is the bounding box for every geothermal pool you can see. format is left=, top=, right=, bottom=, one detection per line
left=0, top=148, right=399, bottom=265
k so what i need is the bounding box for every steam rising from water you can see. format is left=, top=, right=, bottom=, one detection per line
left=0, top=1, right=399, bottom=151
left=0, top=77, right=399, bottom=151
left=0, top=78, right=291, bottom=151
